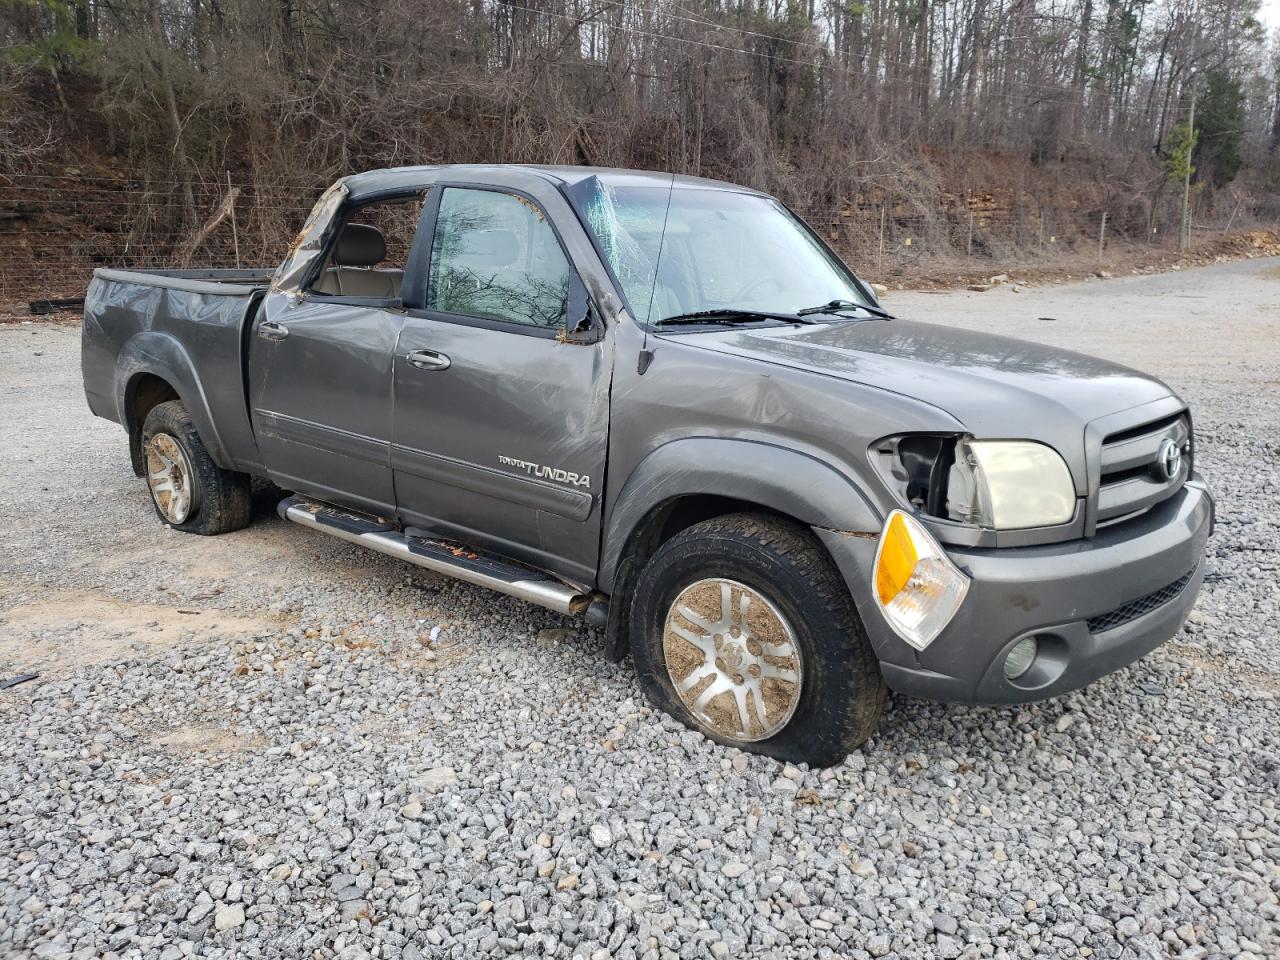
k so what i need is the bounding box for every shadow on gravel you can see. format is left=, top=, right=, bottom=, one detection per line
left=250, top=477, right=289, bottom=519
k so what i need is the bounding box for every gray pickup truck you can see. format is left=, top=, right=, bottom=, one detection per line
left=82, top=165, right=1213, bottom=765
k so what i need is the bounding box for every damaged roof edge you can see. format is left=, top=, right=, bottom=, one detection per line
left=270, top=178, right=350, bottom=294
left=267, top=165, right=772, bottom=295
left=340, top=164, right=766, bottom=202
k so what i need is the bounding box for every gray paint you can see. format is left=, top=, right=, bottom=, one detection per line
left=83, top=270, right=266, bottom=472
left=338, top=164, right=765, bottom=205
left=248, top=292, right=402, bottom=516
left=822, top=478, right=1212, bottom=701
left=81, top=163, right=1213, bottom=707
left=392, top=312, right=610, bottom=587
left=671, top=318, right=1172, bottom=491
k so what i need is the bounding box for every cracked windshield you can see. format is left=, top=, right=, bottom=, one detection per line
left=570, top=176, right=872, bottom=324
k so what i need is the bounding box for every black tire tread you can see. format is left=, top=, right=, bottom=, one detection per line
left=141, top=400, right=252, bottom=536
left=631, top=512, right=886, bottom=766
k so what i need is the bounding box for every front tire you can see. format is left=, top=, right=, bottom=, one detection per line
left=140, top=400, right=251, bottom=536
left=630, top=514, right=885, bottom=767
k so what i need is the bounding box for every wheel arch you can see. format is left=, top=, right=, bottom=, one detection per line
left=598, top=438, right=884, bottom=660
left=123, top=373, right=180, bottom=475
left=115, top=332, right=231, bottom=475
left=601, top=438, right=882, bottom=589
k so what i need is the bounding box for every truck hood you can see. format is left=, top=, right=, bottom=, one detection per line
left=663, top=318, right=1175, bottom=439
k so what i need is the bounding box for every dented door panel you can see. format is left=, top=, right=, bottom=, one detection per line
left=391, top=316, right=610, bottom=587
left=248, top=291, right=402, bottom=515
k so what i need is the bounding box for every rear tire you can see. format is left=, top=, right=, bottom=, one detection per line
left=630, top=513, right=886, bottom=767
left=140, top=400, right=251, bottom=536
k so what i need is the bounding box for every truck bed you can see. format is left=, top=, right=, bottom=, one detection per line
left=91, top=266, right=276, bottom=292
left=82, top=267, right=274, bottom=476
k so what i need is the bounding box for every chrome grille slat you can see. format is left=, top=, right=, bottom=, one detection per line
left=1100, top=418, right=1187, bottom=473
left=1098, top=475, right=1182, bottom=518
left=1096, top=412, right=1189, bottom=523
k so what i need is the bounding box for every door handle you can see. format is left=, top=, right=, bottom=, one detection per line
left=258, top=320, right=289, bottom=341
left=405, top=349, right=451, bottom=371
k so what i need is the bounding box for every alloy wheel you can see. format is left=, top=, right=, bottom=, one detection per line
left=145, top=433, right=194, bottom=524
left=662, top=577, right=803, bottom=742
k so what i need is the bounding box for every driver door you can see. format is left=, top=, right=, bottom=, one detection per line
left=391, top=185, right=612, bottom=586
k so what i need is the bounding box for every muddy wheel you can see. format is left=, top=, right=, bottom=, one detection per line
left=630, top=514, right=886, bottom=766
left=141, top=400, right=251, bottom=535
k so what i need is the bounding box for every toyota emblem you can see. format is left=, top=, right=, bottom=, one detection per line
left=1156, top=438, right=1182, bottom=481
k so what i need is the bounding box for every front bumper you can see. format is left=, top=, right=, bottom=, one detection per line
left=816, top=477, right=1213, bottom=704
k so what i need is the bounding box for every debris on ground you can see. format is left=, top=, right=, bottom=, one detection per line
left=28, top=297, right=85, bottom=316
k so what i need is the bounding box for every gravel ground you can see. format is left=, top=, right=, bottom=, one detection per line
left=1, top=258, right=1278, bottom=960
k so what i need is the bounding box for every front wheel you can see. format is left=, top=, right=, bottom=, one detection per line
left=141, top=400, right=251, bottom=536
left=630, top=514, right=886, bottom=767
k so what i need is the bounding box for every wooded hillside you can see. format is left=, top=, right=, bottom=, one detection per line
left=2, top=0, right=1278, bottom=296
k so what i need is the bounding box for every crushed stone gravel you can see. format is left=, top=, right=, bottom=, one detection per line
left=1, top=258, right=1278, bottom=959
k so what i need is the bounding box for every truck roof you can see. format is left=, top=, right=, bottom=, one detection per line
left=342, top=164, right=766, bottom=202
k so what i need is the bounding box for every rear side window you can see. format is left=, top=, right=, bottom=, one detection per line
left=309, top=195, right=423, bottom=301
left=426, top=188, right=571, bottom=329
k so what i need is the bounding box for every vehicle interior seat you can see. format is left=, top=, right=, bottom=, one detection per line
left=313, top=223, right=402, bottom=299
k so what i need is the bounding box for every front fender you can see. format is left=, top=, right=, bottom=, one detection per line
left=116, top=331, right=231, bottom=469
left=599, top=437, right=884, bottom=591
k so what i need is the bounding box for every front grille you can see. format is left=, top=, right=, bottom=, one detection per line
left=1086, top=567, right=1197, bottom=633
left=1096, top=413, right=1190, bottom=523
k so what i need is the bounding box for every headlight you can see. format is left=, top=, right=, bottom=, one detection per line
left=946, top=439, right=1075, bottom=529
left=872, top=510, right=969, bottom=650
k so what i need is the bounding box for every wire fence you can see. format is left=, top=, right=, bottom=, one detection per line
left=792, top=198, right=1257, bottom=278
left=0, top=170, right=1271, bottom=304
left=0, top=172, right=322, bottom=302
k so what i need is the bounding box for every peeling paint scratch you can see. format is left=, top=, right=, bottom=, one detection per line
left=823, top=527, right=879, bottom=540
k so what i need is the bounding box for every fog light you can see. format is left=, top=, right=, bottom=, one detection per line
left=1004, top=636, right=1038, bottom=680
left=872, top=510, right=969, bottom=650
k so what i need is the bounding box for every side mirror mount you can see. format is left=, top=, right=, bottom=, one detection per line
left=560, top=274, right=599, bottom=344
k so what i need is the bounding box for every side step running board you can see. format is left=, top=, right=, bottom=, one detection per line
left=278, top=496, right=592, bottom=617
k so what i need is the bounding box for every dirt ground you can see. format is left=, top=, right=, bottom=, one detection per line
left=1, top=255, right=1277, bottom=960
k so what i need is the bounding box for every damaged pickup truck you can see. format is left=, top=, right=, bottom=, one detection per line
left=82, top=165, right=1213, bottom=765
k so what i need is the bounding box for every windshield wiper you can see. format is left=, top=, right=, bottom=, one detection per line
left=797, top=299, right=895, bottom=320
left=656, top=309, right=818, bottom=327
